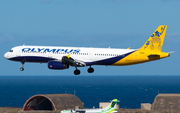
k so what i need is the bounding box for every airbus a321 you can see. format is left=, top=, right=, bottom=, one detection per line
left=4, top=25, right=169, bottom=75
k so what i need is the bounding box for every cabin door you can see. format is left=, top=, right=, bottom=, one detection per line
left=16, top=48, right=21, bottom=57
left=133, top=51, right=139, bottom=61
left=89, top=51, right=93, bottom=60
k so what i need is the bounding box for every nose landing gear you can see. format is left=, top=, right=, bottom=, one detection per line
left=20, top=61, right=25, bottom=71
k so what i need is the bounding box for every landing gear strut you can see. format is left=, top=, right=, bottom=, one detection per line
left=74, top=68, right=80, bottom=75
left=88, top=66, right=94, bottom=73
left=20, top=61, right=25, bottom=71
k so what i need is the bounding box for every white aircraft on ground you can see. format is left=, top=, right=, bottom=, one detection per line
left=60, top=99, right=118, bottom=113
left=4, top=25, right=169, bottom=75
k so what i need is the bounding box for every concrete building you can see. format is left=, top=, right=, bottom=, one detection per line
left=141, top=103, right=151, bottom=110
left=23, top=94, right=84, bottom=111
left=99, top=102, right=119, bottom=110
left=151, top=94, right=180, bottom=111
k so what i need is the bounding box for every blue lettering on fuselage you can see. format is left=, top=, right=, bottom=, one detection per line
left=73, top=49, right=80, bottom=53
left=44, top=49, right=56, bottom=53
left=22, top=48, right=80, bottom=53
left=65, top=49, right=73, bottom=53
left=22, top=48, right=31, bottom=51
left=31, top=48, right=37, bottom=52
left=56, top=49, right=65, bottom=53
left=38, top=48, right=45, bottom=52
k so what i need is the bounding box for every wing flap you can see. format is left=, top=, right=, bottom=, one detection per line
left=62, top=55, right=86, bottom=67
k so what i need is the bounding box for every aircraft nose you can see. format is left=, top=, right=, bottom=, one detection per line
left=4, top=52, right=9, bottom=59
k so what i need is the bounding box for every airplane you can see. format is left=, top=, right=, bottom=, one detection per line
left=60, top=99, right=118, bottom=113
left=4, top=25, right=169, bottom=75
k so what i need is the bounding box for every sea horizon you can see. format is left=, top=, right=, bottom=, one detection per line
left=0, top=75, right=180, bottom=109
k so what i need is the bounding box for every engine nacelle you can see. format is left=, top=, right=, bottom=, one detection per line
left=48, top=61, right=69, bottom=70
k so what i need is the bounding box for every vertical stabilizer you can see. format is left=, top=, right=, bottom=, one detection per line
left=139, top=25, right=167, bottom=52
left=99, top=99, right=118, bottom=113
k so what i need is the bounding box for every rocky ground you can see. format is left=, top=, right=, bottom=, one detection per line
left=0, top=107, right=22, bottom=113
left=0, top=107, right=180, bottom=113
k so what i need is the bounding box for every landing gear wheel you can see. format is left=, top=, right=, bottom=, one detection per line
left=20, top=61, right=25, bottom=71
left=20, top=67, right=24, bottom=71
left=74, top=69, right=80, bottom=75
left=88, top=67, right=94, bottom=73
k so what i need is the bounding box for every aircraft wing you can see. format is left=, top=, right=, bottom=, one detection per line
left=62, top=54, right=86, bottom=67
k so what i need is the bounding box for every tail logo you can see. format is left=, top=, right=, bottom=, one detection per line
left=144, top=36, right=162, bottom=50
left=144, top=41, right=150, bottom=49
left=151, top=37, right=161, bottom=50
left=144, top=26, right=166, bottom=51
left=151, top=26, right=166, bottom=37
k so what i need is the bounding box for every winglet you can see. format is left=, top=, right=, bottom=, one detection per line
left=66, top=54, right=71, bottom=58
left=127, top=47, right=131, bottom=49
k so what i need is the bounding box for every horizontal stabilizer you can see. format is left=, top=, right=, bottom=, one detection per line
left=167, top=51, right=175, bottom=54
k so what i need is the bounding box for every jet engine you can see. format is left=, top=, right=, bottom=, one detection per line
left=48, top=61, right=69, bottom=70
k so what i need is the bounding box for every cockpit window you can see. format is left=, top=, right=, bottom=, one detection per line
left=9, top=50, right=13, bottom=52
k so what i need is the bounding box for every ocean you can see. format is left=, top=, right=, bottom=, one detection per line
left=0, top=75, right=180, bottom=109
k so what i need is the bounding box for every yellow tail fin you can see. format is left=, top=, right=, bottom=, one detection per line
left=139, top=25, right=167, bottom=52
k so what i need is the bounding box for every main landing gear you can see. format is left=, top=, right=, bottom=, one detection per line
left=20, top=61, right=25, bottom=71
left=88, top=66, right=94, bottom=73
left=74, top=69, right=80, bottom=75
left=73, top=66, right=94, bottom=75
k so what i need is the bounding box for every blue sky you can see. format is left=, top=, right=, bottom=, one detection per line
left=0, top=0, right=180, bottom=75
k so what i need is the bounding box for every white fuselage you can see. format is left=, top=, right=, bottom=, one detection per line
left=4, top=45, right=136, bottom=66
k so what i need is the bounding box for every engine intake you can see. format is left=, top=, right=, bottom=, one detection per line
left=48, top=61, right=69, bottom=70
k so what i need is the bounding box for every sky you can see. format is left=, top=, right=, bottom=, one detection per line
left=0, top=0, right=180, bottom=76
